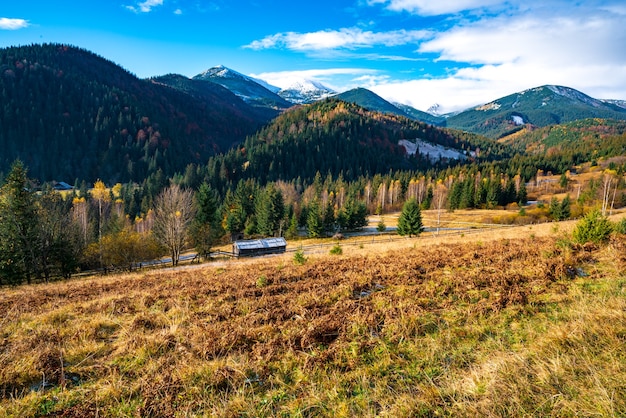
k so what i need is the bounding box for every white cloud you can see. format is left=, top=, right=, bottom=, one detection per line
left=365, top=4, right=626, bottom=113
left=368, top=0, right=503, bottom=15
left=174, top=8, right=183, bottom=15
left=0, top=18, right=29, bottom=30
left=250, top=68, right=379, bottom=91
left=126, top=0, right=164, bottom=13
left=245, top=28, right=429, bottom=51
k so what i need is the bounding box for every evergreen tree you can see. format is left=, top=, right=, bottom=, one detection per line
left=517, top=182, right=528, bottom=206
left=191, top=183, right=223, bottom=257
left=285, top=212, right=299, bottom=239
left=255, top=184, right=285, bottom=236
left=397, top=198, right=423, bottom=237
left=0, top=161, right=40, bottom=284
left=560, top=195, right=571, bottom=220
left=322, top=200, right=336, bottom=236
left=549, top=196, right=562, bottom=220
left=306, top=200, right=323, bottom=238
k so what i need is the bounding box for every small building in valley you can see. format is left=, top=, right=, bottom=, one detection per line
left=233, top=237, right=287, bottom=257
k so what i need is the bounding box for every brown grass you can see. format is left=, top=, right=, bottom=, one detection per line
left=1, top=228, right=625, bottom=416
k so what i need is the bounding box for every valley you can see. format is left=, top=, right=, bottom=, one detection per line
left=1, top=42, right=626, bottom=417
left=1, top=215, right=625, bottom=416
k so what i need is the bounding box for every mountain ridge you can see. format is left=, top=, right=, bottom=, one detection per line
left=446, top=85, right=626, bottom=138
left=193, top=65, right=291, bottom=114
left=0, top=44, right=266, bottom=183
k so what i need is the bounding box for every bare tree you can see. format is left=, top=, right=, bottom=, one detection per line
left=601, top=170, right=617, bottom=216
left=432, top=181, right=448, bottom=234
left=152, top=185, right=196, bottom=266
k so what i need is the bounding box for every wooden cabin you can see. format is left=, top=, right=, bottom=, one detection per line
left=232, top=237, right=287, bottom=257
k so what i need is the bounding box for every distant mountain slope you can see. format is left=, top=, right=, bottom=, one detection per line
left=0, top=44, right=263, bottom=183
left=204, top=99, right=508, bottom=186
left=150, top=73, right=278, bottom=122
left=393, top=102, right=446, bottom=126
left=193, top=65, right=291, bottom=113
left=332, top=88, right=445, bottom=125
left=447, top=85, right=626, bottom=138
left=333, top=88, right=410, bottom=119
left=277, top=79, right=335, bottom=104
left=499, top=118, right=626, bottom=154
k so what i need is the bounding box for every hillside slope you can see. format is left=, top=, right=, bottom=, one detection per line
left=0, top=44, right=264, bottom=183
left=193, top=65, right=291, bottom=115
left=447, top=85, right=626, bottom=138
left=1, top=233, right=625, bottom=416
left=205, top=99, right=508, bottom=185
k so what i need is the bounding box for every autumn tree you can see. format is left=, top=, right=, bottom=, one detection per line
left=152, top=184, right=196, bottom=266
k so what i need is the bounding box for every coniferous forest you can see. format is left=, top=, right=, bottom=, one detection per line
left=2, top=43, right=626, bottom=285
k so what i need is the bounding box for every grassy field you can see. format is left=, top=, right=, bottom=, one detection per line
left=1, top=219, right=626, bottom=417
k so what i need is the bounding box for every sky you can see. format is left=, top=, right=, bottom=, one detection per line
left=1, top=0, right=626, bottom=114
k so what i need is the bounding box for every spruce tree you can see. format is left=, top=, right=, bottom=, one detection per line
left=306, top=200, right=323, bottom=238
left=0, top=160, right=40, bottom=284
left=397, top=198, right=423, bottom=238
left=191, top=183, right=223, bottom=257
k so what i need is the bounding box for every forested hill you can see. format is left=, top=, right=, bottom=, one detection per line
left=204, top=99, right=509, bottom=187
left=500, top=118, right=626, bottom=155
left=0, top=44, right=267, bottom=184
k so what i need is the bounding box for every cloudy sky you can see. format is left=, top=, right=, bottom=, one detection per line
left=1, top=0, right=625, bottom=113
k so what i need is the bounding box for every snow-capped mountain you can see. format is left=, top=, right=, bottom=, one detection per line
left=277, top=79, right=335, bottom=104
left=446, top=85, right=626, bottom=138
left=427, top=103, right=443, bottom=116
left=193, top=65, right=290, bottom=111
left=602, top=99, right=626, bottom=110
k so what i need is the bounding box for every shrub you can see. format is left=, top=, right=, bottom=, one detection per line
left=256, top=275, right=268, bottom=288
left=572, top=209, right=613, bottom=244
left=329, top=244, right=343, bottom=255
left=293, top=249, right=307, bottom=265
left=614, top=218, right=626, bottom=235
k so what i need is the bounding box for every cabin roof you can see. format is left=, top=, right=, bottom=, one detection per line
left=233, top=237, right=287, bottom=251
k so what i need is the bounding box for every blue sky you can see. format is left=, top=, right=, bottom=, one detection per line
left=1, top=0, right=625, bottom=113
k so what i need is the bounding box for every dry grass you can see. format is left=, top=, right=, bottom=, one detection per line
left=1, top=227, right=626, bottom=417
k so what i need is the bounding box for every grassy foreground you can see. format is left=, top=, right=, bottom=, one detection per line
left=1, top=233, right=626, bottom=417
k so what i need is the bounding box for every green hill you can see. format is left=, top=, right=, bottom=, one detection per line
left=0, top=44, right=266, bottom=183
left=204, top=98, right=508, bottom=186
left=447, top=85, right=626, bottom=138
left=333, top=88, right=408, bottom=116
left=500, top=118, right=626, bottom=155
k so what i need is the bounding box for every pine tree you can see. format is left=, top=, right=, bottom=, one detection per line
left=0, top=160, right=41, bottom=284
left=397, top=198, right=423, bottom=237
left=322, top=200, right=336, bottom=236
left=306, top=200, right=323, bottom=238
left=255, top=185, right=285, bottom=237
left=191, top=183, right=223, bottom=257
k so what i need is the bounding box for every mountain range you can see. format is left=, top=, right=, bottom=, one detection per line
left=445, top=85, right=626, bottom=138
left=1, top=43, right=626, bottom=184
left=195, top=65, right=626, bottom=137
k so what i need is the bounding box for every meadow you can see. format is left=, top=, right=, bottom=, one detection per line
left=2, top=216, right=626, bottom=417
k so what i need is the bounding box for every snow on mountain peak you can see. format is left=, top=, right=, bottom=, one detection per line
left=276, top=78, right=335, bottom=104
left=427, top=103, right=443, bottom=116
left=195, top=65, right=280, bottom=93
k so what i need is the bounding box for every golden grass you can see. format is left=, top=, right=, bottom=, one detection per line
left=1, top=226, right=626, bottom=417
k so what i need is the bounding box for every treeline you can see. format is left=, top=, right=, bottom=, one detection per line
left=0, top=43, right=265, bottom=183
left=3, top=143, right=626, bottom=285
